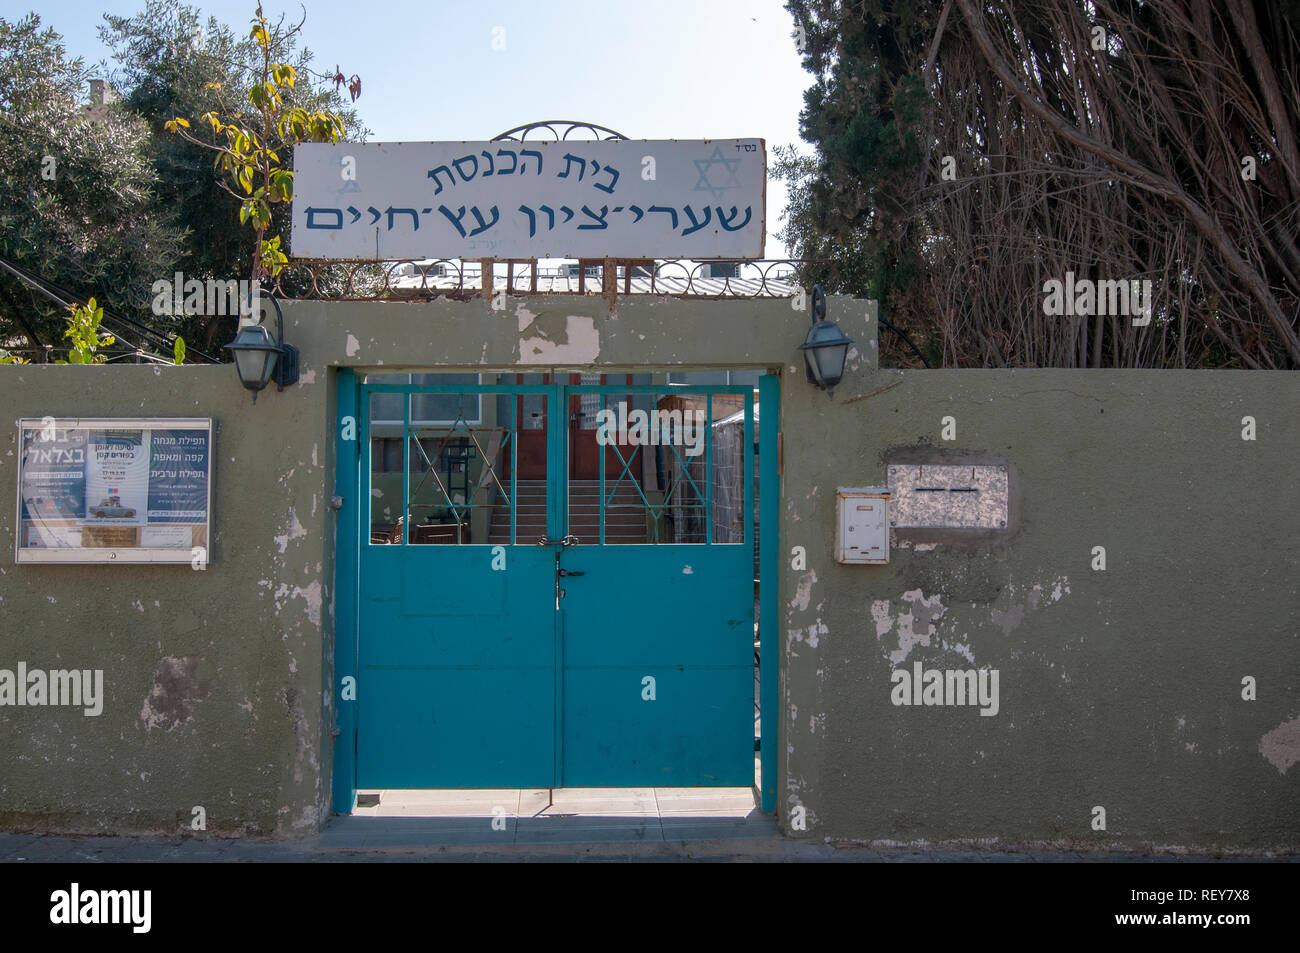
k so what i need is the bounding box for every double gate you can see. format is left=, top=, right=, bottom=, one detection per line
left=333, top=373, right=777, bottom=804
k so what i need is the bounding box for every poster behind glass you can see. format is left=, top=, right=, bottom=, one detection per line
left=16, top=418, right=212, bottom=563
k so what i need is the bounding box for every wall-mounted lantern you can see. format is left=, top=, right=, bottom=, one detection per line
left=225, top=289, right=298, bottom=397
left=798, top=284, right=853, bottom=398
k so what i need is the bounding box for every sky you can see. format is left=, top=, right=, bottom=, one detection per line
left=3, top=0, right=816, bottom=256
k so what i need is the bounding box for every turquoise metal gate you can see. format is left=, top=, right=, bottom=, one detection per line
left=559, top=383, right=755, bottom=786
left=334, top=374, right=765, bottom=800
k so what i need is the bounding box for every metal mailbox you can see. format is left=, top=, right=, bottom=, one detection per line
left=835, top=487, right=890, bottom=564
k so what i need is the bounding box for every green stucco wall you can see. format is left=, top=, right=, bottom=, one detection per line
left=0, top=365, right=332, bottom=834
left=1, top=294, right=1294, bottom=849
left=780, top=366, right=1298, bottom=851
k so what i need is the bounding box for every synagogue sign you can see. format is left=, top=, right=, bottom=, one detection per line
left=16, top=418, right=212, bottom=564
left=291, top=139, right=766, bottom=260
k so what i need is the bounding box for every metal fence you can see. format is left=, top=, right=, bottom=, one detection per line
left=271, top=258, right=817, bottom=301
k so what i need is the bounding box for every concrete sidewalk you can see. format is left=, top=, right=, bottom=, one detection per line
left=3, top=789, right=1293, bottom=862
left=1, top=830, right=1290, bottom=863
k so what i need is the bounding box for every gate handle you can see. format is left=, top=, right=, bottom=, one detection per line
left=558, top=569, right=584, bottom=577
left=536, top=535, right=581, bottom=547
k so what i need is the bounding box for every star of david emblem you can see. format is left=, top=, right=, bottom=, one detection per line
left=693, top=146, right=742, bottom=200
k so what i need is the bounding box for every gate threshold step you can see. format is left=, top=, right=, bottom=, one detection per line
left=322, top=787, right=775, bottom=848
left=349, top=787, right=755, bottom=818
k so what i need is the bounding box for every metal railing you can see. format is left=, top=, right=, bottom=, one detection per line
left=271, top=257, right=821, bottom=301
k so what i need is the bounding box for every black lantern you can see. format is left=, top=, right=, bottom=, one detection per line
left=225, top=289, right=298, bottom=396
left=797, top=285, right=853, bottom=397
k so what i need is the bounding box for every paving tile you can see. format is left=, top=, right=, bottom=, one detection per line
left=315, top=831, right=369, bottom=850
left=662, top=816, right=779, bottom=840
left=654, top=790, right=756, bottom=816
left=544, top=789, right=657, bottom=816
left=549, top=787, right=657, bottom=801
left=514, top=828, right=662, bottom=846
left=363, top=802, right=518, bottom=819
left=518, top=789, right=554, bottom=815
left=358, top=789, right=521, bottom=813
left=513, top=817, right=664, bottom=845
left=540, top=804, right=657, bottom=817
left=361, top=828, right=513, bottom=848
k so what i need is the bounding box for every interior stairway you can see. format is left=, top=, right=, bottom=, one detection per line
left=488, top=480, right=649, bottom=545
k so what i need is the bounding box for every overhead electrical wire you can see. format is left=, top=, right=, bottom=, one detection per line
left=0, top=255, right=223, bottom=364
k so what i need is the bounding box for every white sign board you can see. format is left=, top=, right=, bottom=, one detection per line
left=292, top=139, right=765, bottom=260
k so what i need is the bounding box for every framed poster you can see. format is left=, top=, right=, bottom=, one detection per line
left=15, top=418, right=212, bottom=564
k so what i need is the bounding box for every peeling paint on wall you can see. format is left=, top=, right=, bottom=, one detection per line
left=790, top=569, right=818, bottom=613
left=293, top=580, right=322, bottom=628
left=1258, top=716, right=1300, bottom=774
left=992, top=577, right=1071, bottom=633
left=875, top=589, right=948, bottom=666
left=517, top=308, right=600, bottom=364
left=991, top=604, right=1026, bottom=635
left=806, top=621, right=825, bottom=648
left=139, top=657, right=211, bottom=733
left=273, top=507, right=308, bottom=554
left=871, top=600, right=892, bottom=637
left=786, top=620, right=827, bottom=653
left=280, top=686, right=315, bottom=787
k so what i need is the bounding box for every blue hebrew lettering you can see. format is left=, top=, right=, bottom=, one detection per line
left=367, top=207, right=381, bottom=225
left=593, top=164, right=620, bottom=194
left=519, top=149, right=543, bottom=174
left=578, top=205, right=609, bottom=230
left=538, top=205, right=556, bottom=230
left=495, top=149, right=518, bottom=174
left=453, top=154, right=479, bottom=182
left=480, top=150, right=495, bottom=176
left=347, top=206, right=362, bottom=224
left=427, top=165, right=455, bottom=194
left=438, top=204, right=469, bottom=238
left=559, top=206, right=575, bottom=223
left=717, top=205, right=752, bottom=231
left=468, top=205, right=499, bottom=236
left=386, top=207, right=419, bottom=231
left=520, top=205, right=537, bottom=238
left=305, top=207, right=343, bottom=229
left=647, top=205, right=678, bottom=230
left=682, top=205, right=712, bottom=235
left=558, top=153, right=587, bottom=181
left=627, top=205, right=645, bottom=223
